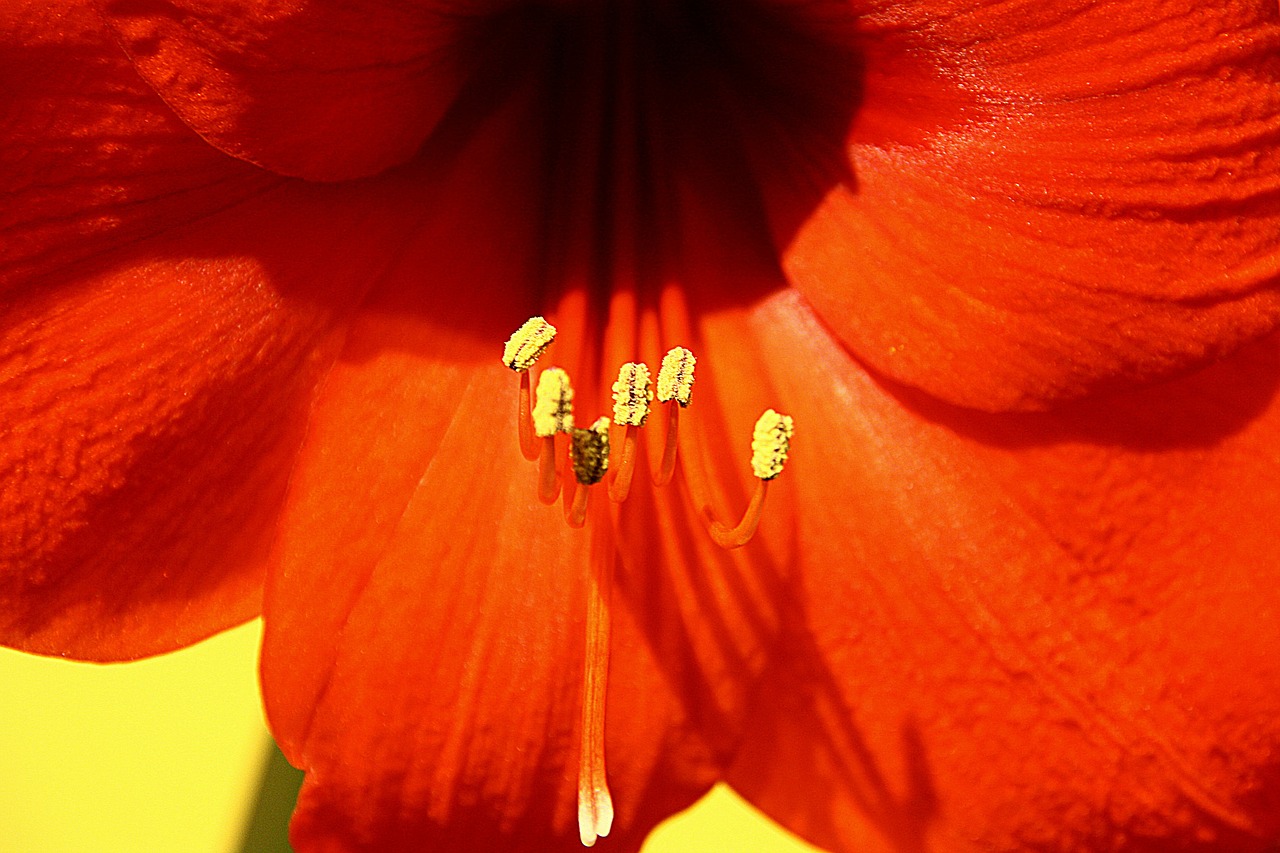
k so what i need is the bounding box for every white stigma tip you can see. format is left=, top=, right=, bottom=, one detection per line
left=578, top=787, right=615, bottom=847
left=571, top=417, right=611, bottom=485
left=611, top=362, right=654, bottom=426
left=503, top=316, right=557, bottom=371
left=750, top=409, right=794, bottom=480
left=532, top=367, right=574, bottom=437
left=656, top=347, right=696, bottom=406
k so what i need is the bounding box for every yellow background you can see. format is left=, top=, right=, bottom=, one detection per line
left=0, top=622, right=820, bottom=852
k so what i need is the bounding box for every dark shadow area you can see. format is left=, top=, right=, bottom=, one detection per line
left=727, top=516, right=939, bottom=853
left=609, top=325, right=940, bottom=851
left=880, top=329, right=1280, bottom=452
left=8, top=0, right=872, bottom=401
left=614, top=474, right=940, bottom=852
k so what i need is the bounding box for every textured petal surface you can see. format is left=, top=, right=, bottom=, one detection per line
left=100, top=0, right=521, bottom=180
left=0, top=191, right=355, bottom=660
left=0, top=1, right=439, bottom=660
left=260, top=73, right=798, bottom=851
left=0, top=0, right=277, bottom=286
left=726, top=290, right=1280, bottom=852
left=759, top=0, right=1280, bottom=410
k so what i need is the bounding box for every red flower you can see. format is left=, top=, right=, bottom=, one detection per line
left=3, top=0, right=1280, bottom=851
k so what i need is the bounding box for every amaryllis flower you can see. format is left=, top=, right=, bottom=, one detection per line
left=3, top=0, right=1280, bottom=851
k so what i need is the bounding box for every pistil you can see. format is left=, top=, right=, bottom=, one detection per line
left=578, top=513, right=615, bottom=847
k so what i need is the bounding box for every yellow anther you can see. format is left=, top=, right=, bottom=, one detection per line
left=611, top=362, right=653, bottom=427
left=533, top=368, right=574, bottom=437
left=503, top=316, right=557, bottom=371
left=571, top=417, right=611, bottom=485
left=656, top=347, right=696, bottom=406
left=750, top=409, right=794, bottom=480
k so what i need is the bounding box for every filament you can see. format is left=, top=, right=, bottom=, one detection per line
left=517, top=371, right=539, bottom=461
left=565, top=479, right=590, bottom=528
left=538, top=436, right=560, bottom=504
left=708, top=479, right=769, bottom=549
left=651, top=400, right=680, bottom=487
left=607, top=426, right=640, bottom=503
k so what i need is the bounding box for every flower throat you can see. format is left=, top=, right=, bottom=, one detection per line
left=503, top=315, right=793, bottom=846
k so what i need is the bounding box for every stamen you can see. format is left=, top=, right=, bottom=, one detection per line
left=504, top=319, right=558, bottom=461
left=679, top=408, right=795, bottom=550
left=533, top=368, right=574, bottom=504
left=652, top=347, right=695, bottom=486
left=566, top=418, right=609, bottom=527
left=502, top=316, right=557, bottom=372
left=578, top=519, right=615, bottom=848
left=608, top=363, right=652, bottom=502
left=656, top=346, right=695, bottom=406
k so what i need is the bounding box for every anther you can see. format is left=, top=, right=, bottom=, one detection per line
left=656, top=346, right=695, bottom=406
left=503, top=316, right=557, bottom=372
left=611, top=363, right=653, bottom=427
left=571, top=417, right=611, bottom=486
left=750, top=409, right=794, bottom=481
left=533, top=368, right=575, bottom=437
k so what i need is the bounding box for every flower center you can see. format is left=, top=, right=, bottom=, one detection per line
left=502, top=315, right=793, bottom=846
left=482, top=3, right=837, bottom=843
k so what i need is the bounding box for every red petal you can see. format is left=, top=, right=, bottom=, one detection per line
left=0, top=0, right=277, bottom=285
left=0, top=202, right=349, bottom=659
left=265, top=364, right=705, bottom=852
left=726, top=291, right=1280, bottom=851
left=99, top=0, right=520, bottom=180
left=0, top=53, right=441, bottom=658
left=760, top=0, right=1280, bottom=410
